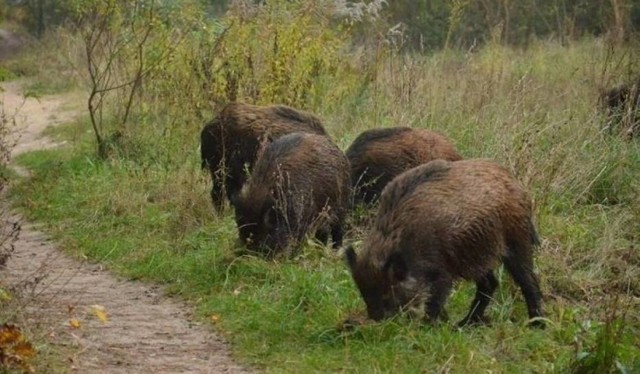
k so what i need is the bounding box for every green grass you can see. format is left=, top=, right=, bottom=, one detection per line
left=8, top=36, right=640, bottom=372
left=0, top=66, right=16, bottom=82
left=8, top=147, right=577, bottom=372
left=21, top=79, right=78, bottom=98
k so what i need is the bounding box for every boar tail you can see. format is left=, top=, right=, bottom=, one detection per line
left=530, top=219, right=541, bottom=248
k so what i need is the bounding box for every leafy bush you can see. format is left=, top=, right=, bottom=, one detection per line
left=0, top=67, right=15, bottom=82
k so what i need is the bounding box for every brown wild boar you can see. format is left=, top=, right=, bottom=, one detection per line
left=233, top=132, right=351, bottom=255
left=346, top=127, right=462, bottom=204
left=600, top=78, right=640, bottom=138
left=345, top=159, right=544, bottom=328
left=200, top=103, right=327, bottom=211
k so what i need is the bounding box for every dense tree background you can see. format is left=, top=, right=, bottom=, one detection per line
left=2, top=0, right=638, bottom=49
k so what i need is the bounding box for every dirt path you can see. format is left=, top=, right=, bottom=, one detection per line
left=1, top=82, right=247, bottom=373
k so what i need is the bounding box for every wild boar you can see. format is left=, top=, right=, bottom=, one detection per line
left=600, top=78, right=640, bottom=138
left=200, top=103, right=327, bottom=211
left=233, top=132, right=351, bottom=255
left=346, top=159, right=544, bottom=328
left=346, top=127, right=462, bottom=204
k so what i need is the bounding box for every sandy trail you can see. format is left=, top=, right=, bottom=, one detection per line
left=1, top=81, right=247, bottom=373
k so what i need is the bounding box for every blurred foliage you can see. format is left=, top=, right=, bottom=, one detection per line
left=3, top=0, right=639, bottom=50
left=376, top=0, right=640, bottom=50
left=194, top=0, right=353, bottom=109
left=0, top=0, right=6, bottom=21
left=4, top=0, right=638, bottom=157
left=58, top=0, right=364, bottom=158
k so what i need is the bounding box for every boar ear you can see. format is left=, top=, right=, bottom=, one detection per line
left=383, top=252, right=407, bottom=282
left=345, top=245, right=357, bottom=270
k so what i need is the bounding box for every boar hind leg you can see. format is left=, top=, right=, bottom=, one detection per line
left=210, top=182, right=225, bottom=212
left=330, top=222, right=344, bottom=249
left=424, top=272, right=453, bottom=324
left=315, top=229, right=329, bottom=245
left=458, top=271, right=498, bottom=327
left=209, top=166, right=227, bottom=212
left=225, top=155, right=247, bottom=204
left=504, top=251, right=544, bottom=328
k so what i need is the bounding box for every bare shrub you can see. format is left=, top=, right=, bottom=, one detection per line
left=69, top=0, right=202, bottom=158
left=0, top=72, right=30, bottom=372
left=0, top=89, right=19, bottom=270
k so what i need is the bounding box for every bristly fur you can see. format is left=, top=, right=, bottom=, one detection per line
left=347, top=159, right=544, bottom=328
left=599, top=77, right=640, bottom=138
left=234, top=132, right=351, bottom=256
left=200, top=103, right=328, bottom=212
left=346, top=127, right=462, bottom=205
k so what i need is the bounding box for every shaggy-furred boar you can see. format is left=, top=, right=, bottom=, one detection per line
left=346, top=127, right=462, bottom=204
left=233, top=132, right=351, bottom=255
left=600, top=78, right=640, bottom=138
left=201, top=103, right=327, bottom=211
left=346, top=159, right=544, bottom=328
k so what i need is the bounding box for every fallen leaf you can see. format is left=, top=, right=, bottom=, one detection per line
left=13, top=341, right=36, bottom=359
left=69, top=319, right=81, bottom=329
left=0, top=324, right=37, bottom=372
left=91, top=305, right=108, bottom=323
left=0, top=324, right=22, bottom=345
left=210, top=314, right=220, bottom=323
left=0, top=288, right=11, bottom=301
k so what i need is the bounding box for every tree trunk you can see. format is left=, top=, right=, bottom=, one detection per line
left=610, top=0, right=626, bottom=45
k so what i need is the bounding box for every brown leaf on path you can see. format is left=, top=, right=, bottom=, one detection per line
left=91, top=304, right=108, bottom=323
left=0, top=324, right=22, bottom=345
left=69, top=319, right=81, bottom=329
left=0, top=324, right=37, bottom=372
left=12, top=341, right=36, bottom=359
